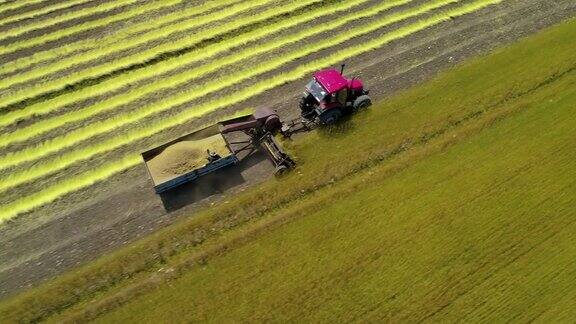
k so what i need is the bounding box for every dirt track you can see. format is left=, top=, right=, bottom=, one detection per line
left=1, top=0, right=575, bottom=300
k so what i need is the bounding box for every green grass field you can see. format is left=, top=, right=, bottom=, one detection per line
left=1, top=16, right=575, bottom=323
left=93, top=23, right=576, bottom=322
left=99, top=97, right=576, bottom=322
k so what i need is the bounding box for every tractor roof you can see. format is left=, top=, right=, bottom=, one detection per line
left=314, top=69, right=348, bottom=93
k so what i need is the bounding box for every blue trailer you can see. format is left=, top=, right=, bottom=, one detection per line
left=142, top=108, right=295, bottom=194
left=142, top=124, right=239, bottom=194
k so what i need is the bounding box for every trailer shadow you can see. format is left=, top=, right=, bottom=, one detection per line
left=159, top=151, right=269, bottom=212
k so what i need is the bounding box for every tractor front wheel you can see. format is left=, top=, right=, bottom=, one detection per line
left=319, top=108, right=342, bottom=125
left=353, top=95, right=372, bottom=111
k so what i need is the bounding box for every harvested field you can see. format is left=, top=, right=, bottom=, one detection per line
left=0, top=0, right=575, bottom=307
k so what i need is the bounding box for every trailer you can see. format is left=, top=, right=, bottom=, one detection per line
left=142, top=108, right=295, bottom=194
left=142, top=124, right=239, bottom=193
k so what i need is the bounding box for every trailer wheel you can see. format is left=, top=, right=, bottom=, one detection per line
left=274, top=164, right=289, bottom=176
left=264, top=115, right=281, bottom=133
left=319, top=108, right=342, bottom=125
left=353, top=95, right=372, bottom=111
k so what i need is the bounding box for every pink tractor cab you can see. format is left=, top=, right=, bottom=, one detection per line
left=299, top=64, right=371, bottom=125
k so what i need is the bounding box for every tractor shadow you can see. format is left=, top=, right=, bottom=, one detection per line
left=159, top=151, right=269, bottom=212
left=316, top=113, right=360, bottom=139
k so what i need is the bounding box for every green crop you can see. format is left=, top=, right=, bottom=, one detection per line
left=0, top=0, right=393, bottom=146
left=0, top=0, right=504, bottom=221
left=0, top=0, right=245, bottom=76
left=0, top=0, right=94, bottom=28
left=0, top=0, right=45, bottom=16
left=0, top=0, right=180, bottom=58
left=0, top=0, right=140, bottom=41
left=0, top=0, right=296, bottom=108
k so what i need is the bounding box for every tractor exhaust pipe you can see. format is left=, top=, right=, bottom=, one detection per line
left=340, top=63, right=345, bottom=75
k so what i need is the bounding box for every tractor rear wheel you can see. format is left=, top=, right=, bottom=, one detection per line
left=319, top=108, right=342, bottom=125
left=264, top=115, right=281, bottom=133
left=353, top=95, right=372, bottom=111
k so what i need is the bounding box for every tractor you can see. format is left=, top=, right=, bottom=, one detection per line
left=299, top=64, right=371, bottom=124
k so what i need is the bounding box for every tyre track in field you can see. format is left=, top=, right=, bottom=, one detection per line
left=0, top=0, right=574, bottom=301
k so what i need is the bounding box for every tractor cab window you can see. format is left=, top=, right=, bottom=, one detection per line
left=325, top=93, right=337, bottom=103
left=306, top=80, right=328, bottom=102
